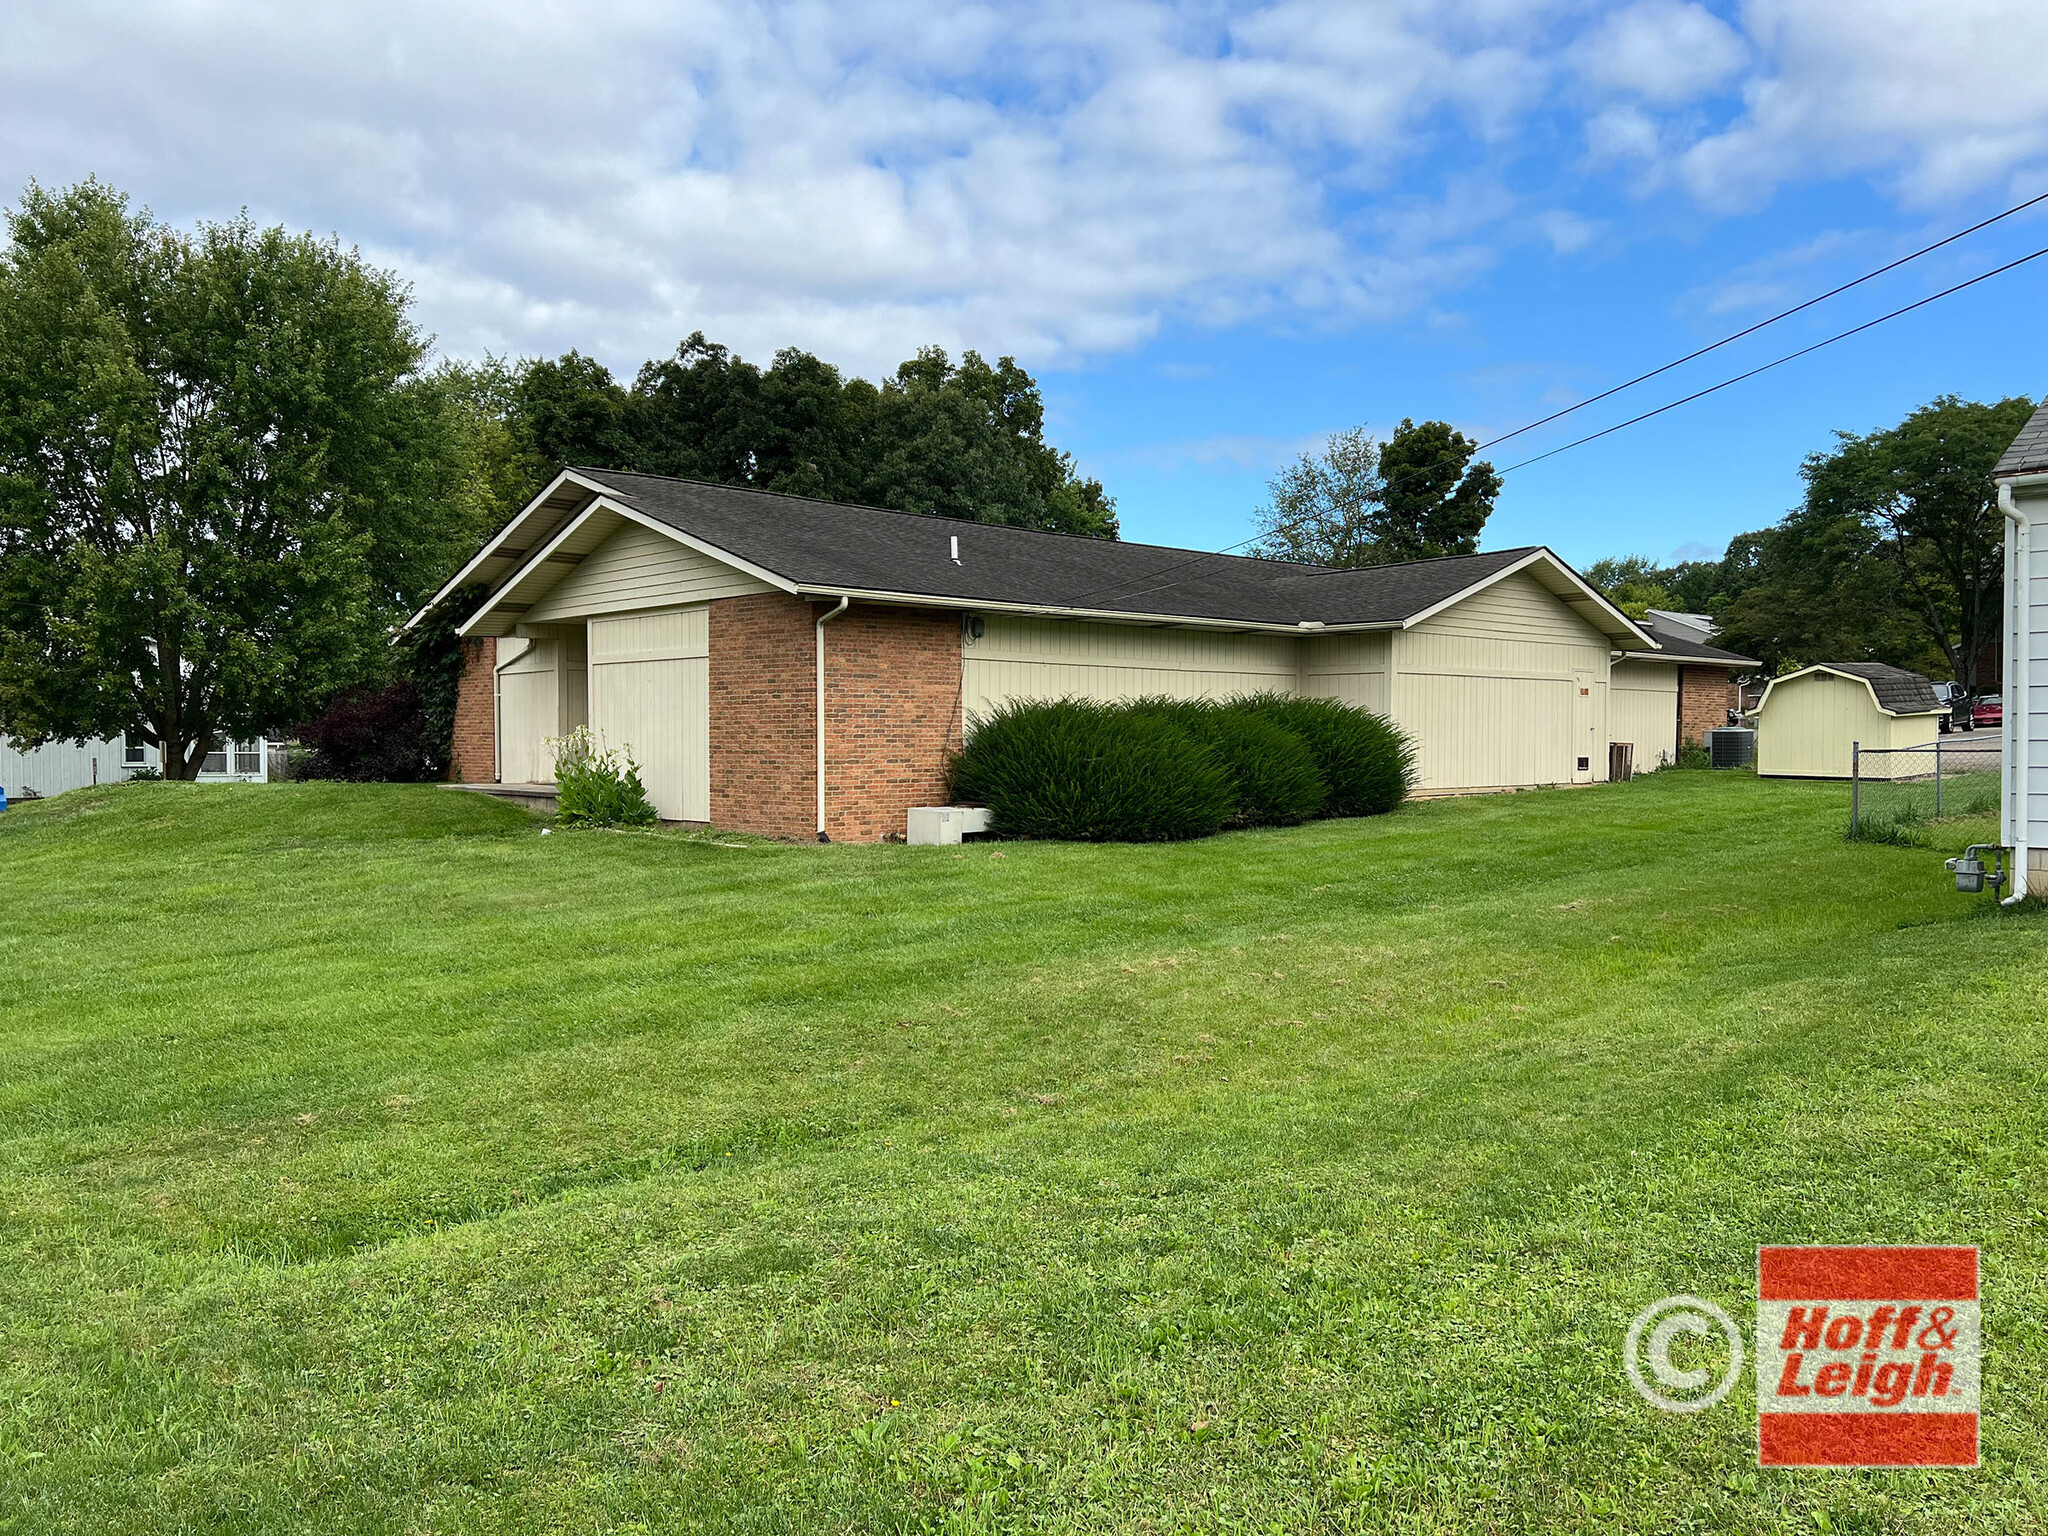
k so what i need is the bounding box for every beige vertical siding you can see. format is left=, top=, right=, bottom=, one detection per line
left=1393, top=571, right=1613, bottom=790
left=524, top=521, right=772, bottom=623
left=496, top=637, right=560, bottom=783
left=1755, top=672, right=1894, bottom=778
left=1301, top=632, right=1391, bottom=712
left=587, top=606, right=710, bottom=821
left=1610, top=662, right=1680, bottom=769
left=961, top=614, right=1299, bottom=723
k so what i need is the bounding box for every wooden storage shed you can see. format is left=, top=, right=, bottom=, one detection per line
left=1753, top=663, right=1944, bottom=779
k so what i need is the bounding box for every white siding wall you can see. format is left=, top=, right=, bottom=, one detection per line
left=1301, top=632, right=1391, bottom=713
left=495, top=633, right=588, bottom=783
left=525, top=521, right=772, bottom=623
left=962, top=615, right=1299, bottom=724
left=588, top=607, right=710, bottom=821
left=2012, top=484, right=2048, bottom=852
left=1391, top=571, right=1613, bottom=790
left=1610, top=662, right=1680, bottom=769
left=0, top=735, right=147, bottom=796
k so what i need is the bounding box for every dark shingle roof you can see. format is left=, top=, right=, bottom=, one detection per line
left=1813, top=661, right=1941, bottom=714
left=1623, top=610, right=1758, bottom=667
left=1994, top=397, right=2048, bottom=478
left=574, top=468, right=1551, bottom=629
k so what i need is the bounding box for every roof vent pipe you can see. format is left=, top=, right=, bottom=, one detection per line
left=950, top=534, right=960, bottom=564
left=815, top=595, right=850, bottom=842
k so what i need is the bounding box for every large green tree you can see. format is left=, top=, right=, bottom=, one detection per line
left=0, top=180, right=464, bottom=777
left=1250, top=419, right=1499, bottom=566
left=1797, top=394, right=2036, bottom=695
left=1589, top=395, right=2038, bottom=686
left=463, top=333, right=1118, bottom=540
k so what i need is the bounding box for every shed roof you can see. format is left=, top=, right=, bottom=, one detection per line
left=1994, top=396, right=2048, bottom=478
left=416, top=468, right=1656, bottom=647
left=1762, top=661, right=1942, bottom=716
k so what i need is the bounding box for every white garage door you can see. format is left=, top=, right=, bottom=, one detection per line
left=588, top=607, right=709, bottom=821
left=1396, top=672, right=1575, bottom=791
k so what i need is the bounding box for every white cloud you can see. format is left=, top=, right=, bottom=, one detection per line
left=1575, top=0, right=1747, bottom=103
left=1677, top=0, right=2048, bottom=207
left=0, top=0, right=1568, bottom=378
left=4, top=0, right=2048, bottom=384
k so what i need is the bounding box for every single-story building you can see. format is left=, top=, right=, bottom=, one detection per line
left=0, top=734, right=279, bottom=797
left=1608, top=608, right=1758, bottom=769
left=1994, top=399, right=2048, bottom=897
left=408, top=467, right=1694, bottom=841
left=1752, top=662, right=1944, bottom=779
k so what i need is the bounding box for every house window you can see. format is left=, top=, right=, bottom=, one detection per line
left=201, top=749, right=228, bottom=774
left=233, top=745, right=263, bottom=775
left=123, top=740, right=147, bottom=766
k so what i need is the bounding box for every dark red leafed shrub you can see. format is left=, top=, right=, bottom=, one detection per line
left=293, top=682, right=441, bottom=782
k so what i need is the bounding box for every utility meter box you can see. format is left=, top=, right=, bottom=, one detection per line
left=906, top=806, right=992, bottom=846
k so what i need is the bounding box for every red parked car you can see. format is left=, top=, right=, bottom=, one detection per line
left=1972, top=695, right=2003, bottom=729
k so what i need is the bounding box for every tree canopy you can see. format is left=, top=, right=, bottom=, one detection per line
left=1250, top=420, right=1498, bottom=567
left=1584, top=394, right=2039, bottom=689
left=461, top=332, right=1118, bottom=541
left=0, top=180, right=468, bottom=776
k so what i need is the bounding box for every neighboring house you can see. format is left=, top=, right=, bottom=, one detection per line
left=0, top=734, right=153, bottom=797
left=1994, top=399, right=2048, bottom=898
left=1609, top=609, right=1759, bottom=768
left=0, top=734, right=275, bottom=797
left=1752, top=663, right=1944, bottom=779
left=408, top=468, right=1674, bottom=842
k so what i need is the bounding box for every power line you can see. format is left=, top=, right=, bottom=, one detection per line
left=1476, top=187, right=2048, bottom=456
left=1495, top=242, right=2048, bottom=478
left=1070, top=206, right=2048, bottom=611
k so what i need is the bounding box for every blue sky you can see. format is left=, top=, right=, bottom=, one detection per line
left=5, top=0, right=2047, bottom=568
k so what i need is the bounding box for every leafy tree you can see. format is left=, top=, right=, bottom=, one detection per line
left=480, top=335, right=1118, bottom=543
left=0, top=180, right=466, bottom=778
left=1250, top=420, right=1498, bottom=566
left=1798, top=394, right=2036, bottom=696
left=1583, top=556, right=1676, bottom=620
left=1373, top=418, right=1501, bottom=562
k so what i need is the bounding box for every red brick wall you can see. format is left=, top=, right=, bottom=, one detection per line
left=707, top=594, right=964, bottom=842
left=1678, top=665, right=1738, bottom=747
left=449, top=636, right=497, bottom=783
left=824, top=604, right=964, bottom=843
left=708, top=593, right=818, bottom=838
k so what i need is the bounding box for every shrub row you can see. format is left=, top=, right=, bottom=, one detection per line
left=947, top=692, right=1414, bottom=842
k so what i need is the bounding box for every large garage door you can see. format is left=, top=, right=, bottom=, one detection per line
left=1396, top=672, right=1574, bottom=791
left=588, top=607, right=709, bottom=821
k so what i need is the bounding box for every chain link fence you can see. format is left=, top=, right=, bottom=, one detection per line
left=1849, top=738, right=2001, bottom=842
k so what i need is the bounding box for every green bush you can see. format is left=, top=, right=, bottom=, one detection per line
left=1126, top=696, right=1326, bottom=826
left=948, top=698, right=1234, bottom=841
left=1229, top=693, right=1413, bottom=816
left=550, top=727, right=658, bottom=828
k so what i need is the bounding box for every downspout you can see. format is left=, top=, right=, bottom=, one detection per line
left=815, top=596, right=850, bottom=842
left=1999, top=481, right=2032, bottom=903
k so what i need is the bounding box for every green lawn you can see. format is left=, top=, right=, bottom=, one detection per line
left=0, top=774, right=2043, bottom=1533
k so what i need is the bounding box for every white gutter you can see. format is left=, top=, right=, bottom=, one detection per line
left=814, top=596, right=851, bottom=842
left=1999, top=479, right=2039, bottom=903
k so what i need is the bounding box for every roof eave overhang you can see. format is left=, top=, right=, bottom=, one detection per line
left=1994, top=467, right=2048, bottom=486
left=400, top=467, right=619, bottom=636
left=454, top=494, right=801, bottom=637
left=788, top=584, right=1400, bottom=635
left=1396, top=548, right=1659, bottom=650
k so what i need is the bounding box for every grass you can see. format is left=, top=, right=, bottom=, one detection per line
left=0, top=773, right=2043, bottom=1533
